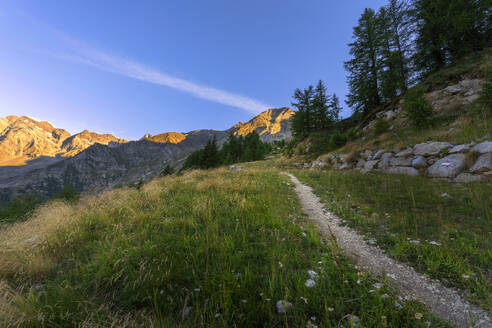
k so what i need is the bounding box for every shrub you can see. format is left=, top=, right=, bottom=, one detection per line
left=159, top=164, right=175, bottom=177
left=328, top=131, right=347, bottom=149
left=53, top=185, right=79, bottom=202
left=403, top=87, right=433, bottom=129
left=374, top=117, right=390, bottom=135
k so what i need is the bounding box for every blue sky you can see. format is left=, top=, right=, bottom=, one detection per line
left=0, top=1, right=387, bottom=140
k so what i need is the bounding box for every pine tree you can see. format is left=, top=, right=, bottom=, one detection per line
left=411, top=0, right=491, bottom=76
left=377, top=0, right=411, bottom=100
left=291, top=86, right=314, bottom=137
left=328, top=94, right=342, bottom=122
left=312, top=80, right=330, bottom=130
left=345, top=8, right=382, bottom=116
left=201, top=138, right=220, bottom=169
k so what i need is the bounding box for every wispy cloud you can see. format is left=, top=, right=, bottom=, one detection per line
left=57, top=37, right=271, bottom=115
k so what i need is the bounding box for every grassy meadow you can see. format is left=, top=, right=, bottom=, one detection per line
left=0, top=167, right=448, bottom=327
left=293, top=170, right=492, bottom=311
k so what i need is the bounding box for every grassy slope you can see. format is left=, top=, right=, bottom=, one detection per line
left=293, top=170, right=491, bottom=312
left=0, top=167, right=449, bottom=327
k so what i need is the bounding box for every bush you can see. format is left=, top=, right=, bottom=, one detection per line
left=403, top=87, right=434, bottom=129
left=328, top=131, right=347, bottom=149
left=374, top=117, right=390, bottom=135
left=160, top=164, right=175, bottom=177
left=0, top=194, right=41, bottom=224
left=53, top=185, right=79, bottom=202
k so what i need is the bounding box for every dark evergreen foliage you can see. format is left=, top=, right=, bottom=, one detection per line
left=291, top=80, right=341, bottom=137
left=0, top=194, right=42, bottom=224
left=402, top=86, right=434, bottom=128
left=344, top=0, right=491, bottom=116
left=160, top=164, right=175, bottom=177
left=182, top=132, right=271, bottom=170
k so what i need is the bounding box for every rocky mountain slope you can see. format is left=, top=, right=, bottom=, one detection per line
left=0, top=116, right=126, bottom=165
left=0, top=108, right=294, bottom=201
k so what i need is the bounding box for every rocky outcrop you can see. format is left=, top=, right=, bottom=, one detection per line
left=0, top=116, right=71, bottom=165
left=312, top=140, right=492, bottom=183
left=61, top=130, right=127, bottom=157
left=0, top=116, right=125, bottom=165
left=231, top=108, right=295, bottom=143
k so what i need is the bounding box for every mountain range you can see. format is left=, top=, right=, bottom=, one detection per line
left=0, top=108, right=294, bottom=201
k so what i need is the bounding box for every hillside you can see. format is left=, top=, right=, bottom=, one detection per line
left=0, top=166, right=452, bottom=327
left=286, top=48, right=492, bottom=184
left=0, top=108, right=294, bottom=202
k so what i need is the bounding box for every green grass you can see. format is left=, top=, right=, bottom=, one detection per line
left=293, top=170, right=492, bottom=312
left=0, top=168, right=449, bottom=327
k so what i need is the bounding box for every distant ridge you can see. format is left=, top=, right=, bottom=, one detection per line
left=0, top=108, right=295, bottom=201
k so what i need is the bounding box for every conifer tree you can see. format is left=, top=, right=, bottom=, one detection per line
left=345, top=8, right=382, bottom=115
left=328, top=94, right=342, bottom=123
left=312, top=80, right=330, bottom=130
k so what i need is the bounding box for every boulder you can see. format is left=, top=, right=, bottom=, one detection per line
left=387, top=166, right=419, bottom=176
left=395, top=148, right=413, bottom=157
left=372, top=149, right=385, bottom=160
left=454, top=173, right=484, bottom=183
left=377, top=153, right=393, bottom=169
left=414, top=142, right=453, bottom=156
left=229, top=165, right=243, bottom=171
left=311, top=160, right=326, bottom=168
left=427, top=154, right=466, bottom=178
left=360, top=150, right=373, bottom=160
left=390, top=157, right=412, bottom=167
left=469, top=153, right=492, bottom=173
left=412, top=156, right=427, bottom=169
left=471, top=141, right=492, bottom=154
left=449, top=144, right=471, bottom=153
left=356, top=159, right=366, bottom=168
left=340, top=162, right=354, bottom=170
left=361, top=160, right=379, bottom=173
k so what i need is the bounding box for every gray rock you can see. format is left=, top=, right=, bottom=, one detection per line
left=412, top=156, right=428, bottom=169
left=372, top=149, right=385, bottom=160
left=377, top=153, right=393, bottom=169
left=471, top=141, right=492, bottom=154
left=361, top=160, right=379, bottom=173
left=340, top=162, right=354, bottom=170
left=356, top=159, right=366, bottom=168
left=365, top=160, right=379, bottom=170
left=444, top=85, right=462, bottom=94
left=414, top=142, right=453, bottom=156
left=469, top=153, right=492, bottom=173
left=390, top=157, right=412, bottom=167
left=449, top=144, right=471, bottom=153
left=360, top=150, right=373, bottom=160
left=427, top=154, right=466, bottom=178
left=229, top=165, right=243, bottom=171
left=387, top=166, right=419, bottom=176
left=454, top=173, right=484, bottom=183
left=311, top=160, right=326, bottom=168
left=395, top=148, right=413, bottom=157
left=276, top=300, right=293, bottom=314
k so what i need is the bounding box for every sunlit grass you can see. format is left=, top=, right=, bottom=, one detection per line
left=293, top=169, right=492, bottom=311
left=0, top=167, right=448, bottom=327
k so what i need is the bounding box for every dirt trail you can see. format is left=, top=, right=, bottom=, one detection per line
left=283, top=172, right=491, bottom=328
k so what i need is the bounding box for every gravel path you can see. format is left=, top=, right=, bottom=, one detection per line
left=283, top=172, right=491, bottom=328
